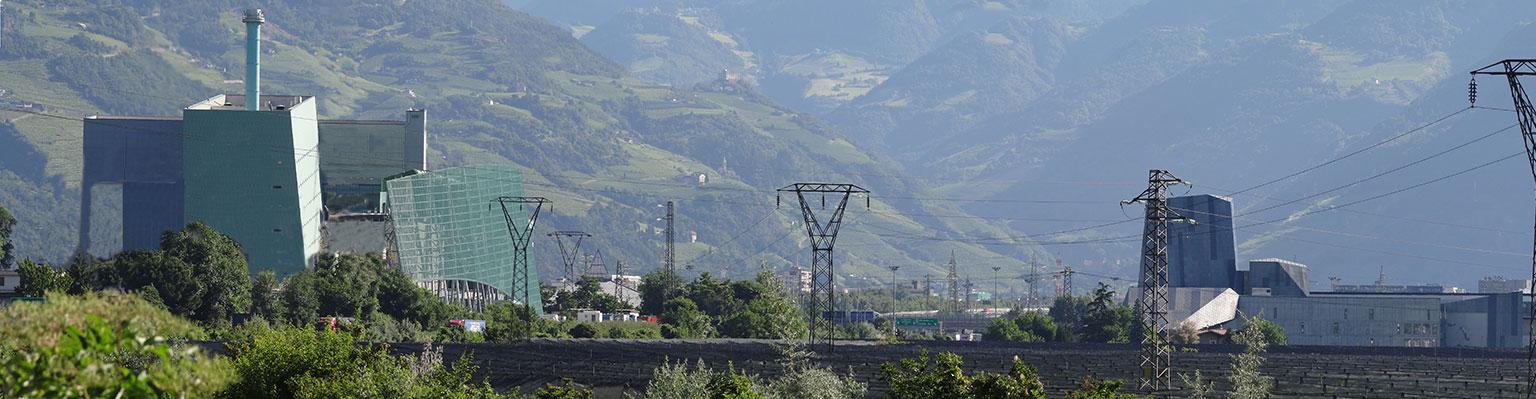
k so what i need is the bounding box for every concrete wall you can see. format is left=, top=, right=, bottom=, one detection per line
left=407, top=340, right=1526, bottom=398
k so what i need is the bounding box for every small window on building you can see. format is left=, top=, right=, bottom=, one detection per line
left=1368, top=308, right=1375, bottom=320
left=1332, top=322, right=1340, bottom=335
left=1299, top=321, right=1305, bottom=334
left=273, top=185, right=283, bottom=189
left=0, top=277, right=6, bottom=286
left=273, top=228, right=283, bottom=233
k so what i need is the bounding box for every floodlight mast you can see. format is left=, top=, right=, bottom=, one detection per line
left=1470, top=59, right=1536, bottom=398
left=776, top=183, right=869, bottom=351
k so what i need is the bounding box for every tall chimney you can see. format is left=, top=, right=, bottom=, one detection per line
left=242, top=9, right=264, bottom=111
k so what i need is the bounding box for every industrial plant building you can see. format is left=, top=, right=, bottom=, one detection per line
left=1158, top=194, right=1527, bottom=348
left=76, top=9, right=536, bottom=310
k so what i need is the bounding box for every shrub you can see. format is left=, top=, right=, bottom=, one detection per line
left=533, top=379, right=593, bottom=399
left=0, top=291, right=205, bottom=352
left=0, top=293, right=231, bottom=398
left=759, top=344, right=866, bottom=399
left=222, top=326, right=505, bottom=398
left=1064, top=378, right=1139, bottom=399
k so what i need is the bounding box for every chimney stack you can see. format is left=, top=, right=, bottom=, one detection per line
left=242, top=9, right=264, bottom=111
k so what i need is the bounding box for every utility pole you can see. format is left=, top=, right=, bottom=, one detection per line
left=889, top=265, right=901, bottom=337
left=495, top=196, right=551, bottom=339
left=1123, top=170, right=1193, bottom=391
left=548, top=231, right=591, bottom=284
left=924, top=274, right=933, bottom=311
left=663, top=201, right=676, bottom=274
left=991, top=266, right=1002, bottom=308
left=1470, top=60, right=1536, bottom=397
left=776, top=183, right=870, bottom=350
left=962, top=277, right=975, bottom=313
left=946, top=250, right=960, bottom=314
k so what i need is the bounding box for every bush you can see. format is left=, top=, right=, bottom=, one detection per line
left=570, top=324, right=600, bottom=339
left=0, top=291, right=205, bottom=352
left=0, top=294, right=233, bottom=398
left=759, top=344, right=866, bottom=399
left=880, top=350, right=971, bottom=399
left=534, top=379, right=593, bottom=399
left=1064, top=378, right=1139, bottom=399
left=222, top=326, right=504, bottom=398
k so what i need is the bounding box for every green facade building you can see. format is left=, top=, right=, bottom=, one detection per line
left=183, top=94, right=324, bottom=274
left=383, top=165, right=539, bottom=311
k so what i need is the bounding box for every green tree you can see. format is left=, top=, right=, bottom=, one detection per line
left=483, top=302, right=546, bottom=341
left=557, top=276, right=626, bottom=312
left=660, top=297, right=716, bottom=339
left=985, top=311, right=1057, bottom=343
left=1049, top=294, right=1088, bottom=342
left=705, top=365, right=762, bottom=399
left=159, top=221, right=251, bottom=323
left=968, top=357, right=1048, bottom=399
left=718, top=272, right=805, bottom=339
left=377, top=266, right=457, bottom=327
left=1241, top=317, right=1287, bottom=347
left=251, top=270, right=285, bottom=321
left=640, top=269, right=686, bottom=316
left=16, top=259, right=70, bottom=297
left=1230, top=317, right=1275, bottom=399
left=880, top=350, right=971, bottom=399
left=686, top=272, right=742, bottom=316
left=0, top=204, right=14, bottom=269
left=1081, top=284, right=1132, bottom=343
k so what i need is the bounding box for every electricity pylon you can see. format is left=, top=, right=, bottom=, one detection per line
left=548, top=231, right=591, bottom=283
left=1123, top=170, right=1193, bottom=391
left=947, top=250, right=960, bottom=313
left=495, top=196, right=550, bottom=339
left=777, top=183, right=869, bottom=350
left=663, top=201, right=676, bottom=273
left=1470, top=60, right=1536, bottom=398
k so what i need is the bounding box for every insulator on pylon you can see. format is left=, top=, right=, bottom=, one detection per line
left=1469, top=77, right=1478, bottom=106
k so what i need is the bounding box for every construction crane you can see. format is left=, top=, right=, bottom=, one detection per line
left=1470, top=59, right=1536, bottom=398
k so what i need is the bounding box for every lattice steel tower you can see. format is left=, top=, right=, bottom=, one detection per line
left=777, top=183, right=869, bottom=350
left=549, top=231, right=591, bottom=283
left=495, top=196, right=550, bottom=337
left=663, top=201, right=676, bottom=273
left=1470, top=60, right=1536, bottom=398
left=946, top=250, right=960, bottom=313
left=1123, top=170, right=1192, bottom=391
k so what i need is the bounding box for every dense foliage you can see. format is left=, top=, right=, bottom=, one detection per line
left=881, top=351, right=1061, bottom=399
left=986, top=284, right=1130, bottom=344
left=640, top=270, right=807, bottom=340
left=0, top=292, right=231, bottom=398
left=223, top=326, right=504, bottom=399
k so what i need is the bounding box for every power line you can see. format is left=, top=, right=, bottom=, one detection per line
left=1226, top=106, right=1473, bottom=196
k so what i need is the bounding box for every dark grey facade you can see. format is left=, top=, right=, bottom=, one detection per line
left=1247, top=258, right=1308, bottom=297
left=80, top=117, right=185, bottom=256
left=1168, top=194, right=1238, bottom=290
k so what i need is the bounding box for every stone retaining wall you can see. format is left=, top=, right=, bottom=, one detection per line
left=407, top=340, right=1525, bottom=398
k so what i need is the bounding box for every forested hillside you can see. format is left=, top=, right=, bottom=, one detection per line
left=0, top=0, right=1047, bottom=289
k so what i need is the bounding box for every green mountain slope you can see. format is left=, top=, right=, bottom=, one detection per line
left=0, top=0, right=1045, bottom=290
